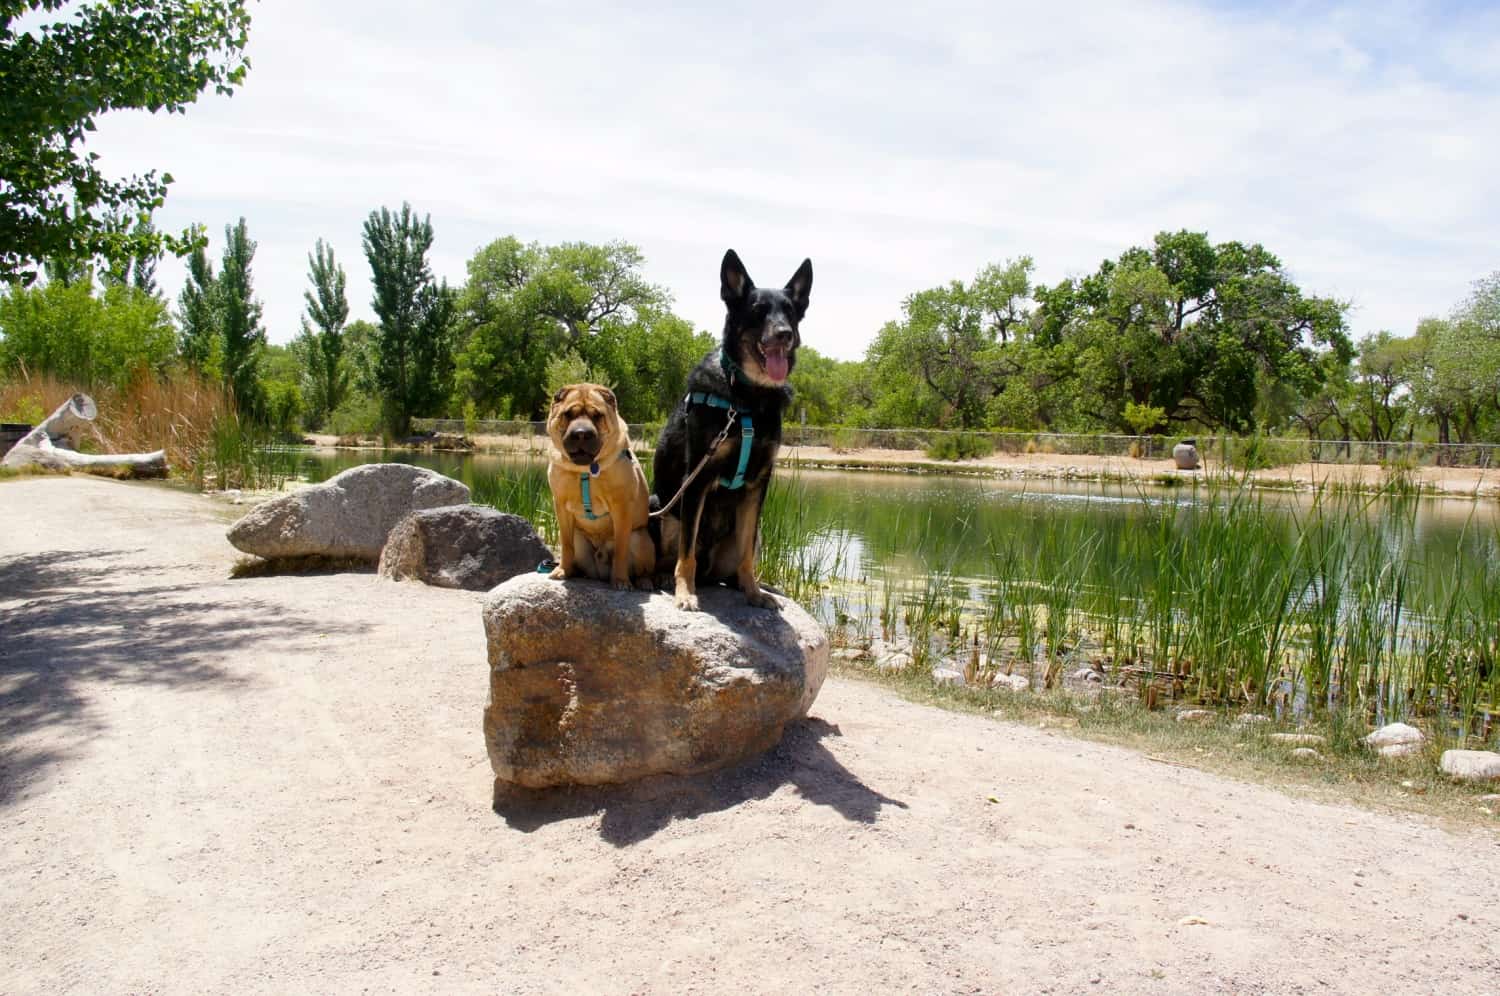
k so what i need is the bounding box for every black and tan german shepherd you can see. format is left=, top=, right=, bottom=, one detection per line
left=651, top=249, right=812, bottom=611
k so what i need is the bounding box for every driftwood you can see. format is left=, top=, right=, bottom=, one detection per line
left=0, top=394, right=167, bottom=477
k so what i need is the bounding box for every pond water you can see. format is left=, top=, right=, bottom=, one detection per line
left=293, top=447, right=1500, bottom=592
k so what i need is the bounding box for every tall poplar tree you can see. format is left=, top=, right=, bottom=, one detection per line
left=362, top=203, right=453, bottom=434
left=176, top=228, right=219, bottom=373
left=217, top=217, right=265, bottom=414
left=297, top=239, right=351, bottom=425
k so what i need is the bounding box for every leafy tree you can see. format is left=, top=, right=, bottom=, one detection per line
left=362, top=203, right=453, bottom=434
left=175, top=232, right=219, bottom=373
left=785, top=347, right=869, bottom=426
left=579, top=307, right=713, bottom=422
left=294, top=239, right=351, bottom=427
left=216, top=218, right=265, bottom=415
left=259, top=343, right=305, bottom=437
left=98, top=215, right=161, bottom=295
left=1, top=1, right=252, bottom=282
left=341, top=319, right=380, bottom=395
left=1350, top=332, right=1418, bottom=442
left=1405, top=319, right=1463, bottom=445
left=0, top=275, right=174, bottom=387
left=1457, top=271, right=1500, bottom=341
left=1409, top=314, right=1500, bottom=446
left=410, top=277, right=456, bottom=420
left=1036, top=232, right=1350, bottom=432
left=453, top=237, right=671, bottom=419
left=865, top=257, right=1036, bottom=428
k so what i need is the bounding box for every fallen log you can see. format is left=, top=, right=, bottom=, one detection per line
left=0, top=394, right=167, bottom=477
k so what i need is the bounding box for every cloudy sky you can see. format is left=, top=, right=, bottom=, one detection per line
left=81, top=0, right=1500, bottom=359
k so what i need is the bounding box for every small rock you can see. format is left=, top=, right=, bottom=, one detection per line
left=831, top=647, right=867, bottom=664
left=1439, top=750, right=1500, bottom=783
left=378, top=504, right=550, bottom=591
left=1269, top=733, right=1326, bottom=746
left=1071, top=667, right=1102, bottom=683
left=932, top=667, right=965, bottom=687
left=1177, top=916, right=1209, bottom=926
left=875, top=651, right=913, bottom=672
left=1235, top=714, right=1272, bottom=726
left=1289, top=748, right=1322, bottom=762
left=1480, top=794, right=1500, bottom=804
left=1378, top=742, right=1423, bottom=760
left=990, top=673, right=1030, bottom=692
left=1364, top=723, right=1424, bottom=749
left=1176, top=709, right=1216, bottom=724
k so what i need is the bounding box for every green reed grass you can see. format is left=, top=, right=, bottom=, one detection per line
left=191, top=410, right=299, bottom=491
left=769, top=471, right=1499, bottom=746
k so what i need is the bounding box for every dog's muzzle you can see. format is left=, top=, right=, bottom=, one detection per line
left=563, top=421, right=600, bottom=465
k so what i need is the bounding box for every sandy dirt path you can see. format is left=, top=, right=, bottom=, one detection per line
left=1, top=476, right=1496, bottom=995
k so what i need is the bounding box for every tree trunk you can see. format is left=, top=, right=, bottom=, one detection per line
left=0, top=394, right=167, bottom=477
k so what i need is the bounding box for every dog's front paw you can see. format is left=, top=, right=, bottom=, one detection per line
left=745, top=589, right=781, bottom=610
left=675, top=591, right=700, bottom=612
left=612, top=577, right=633, bottom=592
left=549, top=566, right=568, bottom=580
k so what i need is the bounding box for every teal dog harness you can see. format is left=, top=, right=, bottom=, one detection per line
left=684, top=390, right=754, bottom=490
left=578, top=449, right=635, bottom=520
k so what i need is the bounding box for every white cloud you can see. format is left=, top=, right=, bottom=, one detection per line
left=79, top=0, right=1500, bottom=358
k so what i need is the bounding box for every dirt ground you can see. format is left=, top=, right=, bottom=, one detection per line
left=2, top=476, right=1497, bottom=995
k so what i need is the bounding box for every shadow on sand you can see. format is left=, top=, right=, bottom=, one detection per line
left=0, top=546, right=362, bottom=808
left=491, top=717, right=907, bottom=847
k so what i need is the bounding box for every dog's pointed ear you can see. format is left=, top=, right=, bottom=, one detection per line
left=721, top=249, right=754, bottom=305
left=598, top=387, right=617, bottom=410
left=785, top=258, right=813, bottom=314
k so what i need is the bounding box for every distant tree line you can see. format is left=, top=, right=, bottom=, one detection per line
left=3, top=213, right=1498, bottom=448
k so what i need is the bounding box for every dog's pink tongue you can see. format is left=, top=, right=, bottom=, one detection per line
left=764, top=347, right=789, bottom=382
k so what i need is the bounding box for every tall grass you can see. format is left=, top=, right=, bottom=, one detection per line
left=1, top=367, right=294, bottom=489
left=757, top=471, right=1499, bottom=746
left=469, top=461, right=558, bottom=546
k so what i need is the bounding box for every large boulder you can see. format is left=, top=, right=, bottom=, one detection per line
left=227, top=463, right=469, bottom=561
left=379, top=504, right=551, bottom=591
left=482, top=574, right=828, bottom=788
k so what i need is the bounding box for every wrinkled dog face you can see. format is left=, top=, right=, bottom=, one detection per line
left=548, top=383, right=619, bottom=466
left=719, top=249, right=813, bottom=389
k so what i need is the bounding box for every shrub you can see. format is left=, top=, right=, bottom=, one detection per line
left=1225, top=434, right=1305, bottom=471
left=830, top=426, right=860, bottom=453
left=328, top=393, right=383, bottom=437
left=926, top=431, right=994, bottom=461
left=263, top=381, right=305, bottom=439
left=1122, top=401, right=1166, bottom=436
